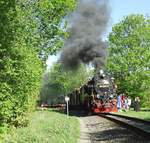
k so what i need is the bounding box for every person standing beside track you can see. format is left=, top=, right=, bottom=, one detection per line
left=134, top=96, right=140, bottom=111
left=117, top=94, right=122, bottom=111
left=124, top=96, right=129, bottom=111
left=127, top=96, right=132, bottom=110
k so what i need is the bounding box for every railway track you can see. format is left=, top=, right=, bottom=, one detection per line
left=98, top=113, right=150, bottom=140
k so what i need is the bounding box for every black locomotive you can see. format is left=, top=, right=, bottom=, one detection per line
left=68, top=70, right=118, bottom=114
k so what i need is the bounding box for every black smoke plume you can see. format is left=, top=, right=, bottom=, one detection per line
left=60, top=0, right=110, bottom=70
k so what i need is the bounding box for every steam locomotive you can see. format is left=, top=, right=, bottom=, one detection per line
left=68, top=70, right=118, bottom=114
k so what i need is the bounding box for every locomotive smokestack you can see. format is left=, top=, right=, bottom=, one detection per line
left=60, top=0, right=110, bottom=70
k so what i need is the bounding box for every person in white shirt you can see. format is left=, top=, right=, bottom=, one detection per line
left=127, top=97, right=132, bottom=110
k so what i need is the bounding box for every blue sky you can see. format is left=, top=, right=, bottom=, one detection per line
left=110, top=0, right=150, bottom=25
left=46, top=0, right=150, bottom=68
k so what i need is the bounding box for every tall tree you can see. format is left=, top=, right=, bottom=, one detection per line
left=17, top=0, right=77, bottom=63
left=0, top=0, right=43, bottom=128
left=40, top=63, right=93, bottom=104
left=0, top=0, right=77, bottom=131
left=107, top=14, right=150, bottom=106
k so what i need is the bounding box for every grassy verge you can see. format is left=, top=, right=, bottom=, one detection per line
left=115, top=109, right=150, bottom=120
left=3, top=110, right=80, bottom=143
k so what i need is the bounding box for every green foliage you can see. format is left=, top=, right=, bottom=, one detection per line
left=0, top=1, right=77, bottom=140
left=107, top=14, right=150, bottom=106
left=0, top=0, right=77, bottom=129
left=3, top=110, right=80, bottom=143
left=116, top=110, right=150, bottom=120
left=16, top=0, right=77, bottom=62
left=0, top=0, right=42, bottom=133
left=40, top=63, right=93, bottom=104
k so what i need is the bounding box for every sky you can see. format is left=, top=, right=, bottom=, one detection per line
left=110, top=0, right=150, bottom=26
left=46, top=0, right=150, bottom=69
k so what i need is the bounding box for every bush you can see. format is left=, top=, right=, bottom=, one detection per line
left=0, top=0, right=42, bottom=131
left=0, top=46, right=42, bottom=127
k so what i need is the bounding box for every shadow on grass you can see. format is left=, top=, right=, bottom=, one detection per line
left=141, top=109, right=150, bottom=112
left=36, top=107, right=87, bottom=117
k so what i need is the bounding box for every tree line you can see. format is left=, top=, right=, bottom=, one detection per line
left=0, top=0, right=77, bottom=137
left=40, top=63, right=93, bottom=105
left=107, top=15, right=150, bottom=107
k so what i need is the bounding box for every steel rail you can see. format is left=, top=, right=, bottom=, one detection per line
left=107, top=113, right=150, bottom=124
left=98, top=113, right=150, bottom=140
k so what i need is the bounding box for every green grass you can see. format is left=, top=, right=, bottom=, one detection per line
left=3, top=110, right=80, bottom=143
left=115, top=109, right=150, bottom=120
